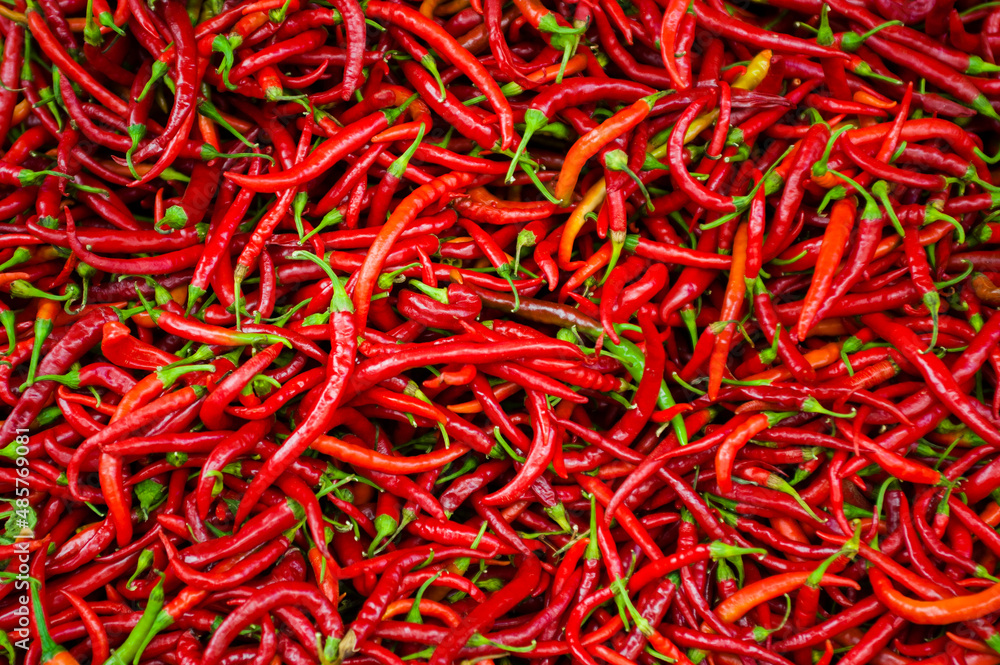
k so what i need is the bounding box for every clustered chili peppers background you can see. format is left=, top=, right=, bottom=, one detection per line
left=5, top=0, right=1000, bottom=662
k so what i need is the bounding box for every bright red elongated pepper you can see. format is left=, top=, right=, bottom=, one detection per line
left=863, top=312, right=1000, bottom=449
left=353, top=171, right=480, bottom=330
left=234, top=274, right=355, bottom=527
left=225, top=109, right=405, bottom=193
left=366, top=1, right=514, bottom=150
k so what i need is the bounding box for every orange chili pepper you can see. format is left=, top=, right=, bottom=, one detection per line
left=433, top=0, right=470, bottom=14
left=382, top=598, right=463, bottom=626
left=307, top=547, right=341, bottom=602
left=590, top=645, right=638, bottom=665
left=558, top=179, right=607, bottom=270
left=873, top=218, right=957, bottom=260
left=853, top=88, right=897, bottom=110
left=647, top=630, right=693, bottom=665
left=522, top=53, right=588, bottom=86
left=0, top=272, right=31, bottom=289
left=198, top=113, right=220, bottom=151
left=716, top=571, right=860, bottom=623
left=418, top=0, right=443, bottom=17
left=798, top=198, right=856, bottom=339
left=945, top=633, right=993, bottom=654
left=708, top=222, right=749, bottom=400
left=744, top=341, right=845, bottom=383
left=871, top=568, right=1000, bottom=624
left=11, top=99, right=30, bottom=126
left=553, top=94, right=658, bottom=206
left=312, top=435, right=468, bottom=473
left=558, top=241, right=613, bottom=303
left=771, top=516, right=811, bottom=543
left=811, top=166, right=855, bottom=189
left=981, top=502, right=1000, bottom=528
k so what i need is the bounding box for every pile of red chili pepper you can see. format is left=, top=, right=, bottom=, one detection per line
left=5, top=0, right=1000, bottom=662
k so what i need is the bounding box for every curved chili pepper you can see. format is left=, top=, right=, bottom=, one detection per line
left=716, top=571, right=860, bottom=624
left=428, top=554, right=540, bottom=665
left=694, top=2, right=847, bottom=60
left=870, top=567, right=1000, bottom=625
left=353, top=171, right=480, bottom=329
left=863, top=312, right=1000, bottom=449
left=201, top=582, right=342, bottom=665
left=233, top=274, right=354, bottom=527
left=367, top=1, right=513, bottom=150
left=554, top=94, right=657, bottom=206
left=199, top=343, right=282, bottom=430
left=226, top=108, right=404, bottom=194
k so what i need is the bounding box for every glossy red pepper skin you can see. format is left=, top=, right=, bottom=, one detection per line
left=366, top=1, right=514, bottom=149
left=10, top=0, right=1000, bottom=660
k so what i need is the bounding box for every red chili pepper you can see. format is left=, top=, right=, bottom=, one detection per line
left=367, top=1, right=514, bottom=150
left=234, top=273, right=355, bottom=527
left=9, top=0, right=1000, bottom=657
left=695, top=2, right=847, bottom=60
left=659, top=0, right=690, bottom=89
left=864, top=312, right=1000, bottom=450
left=715, top=411, right=794, bottom=494
left=100, top=321, right=180, bottom=370
left=201, top=582, right=342, bottom=665
left=353, top=171, right=480, bottom=329
left=717, top=571, right=861, bottom=624
left=226, top=108, right=404, bottom=194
